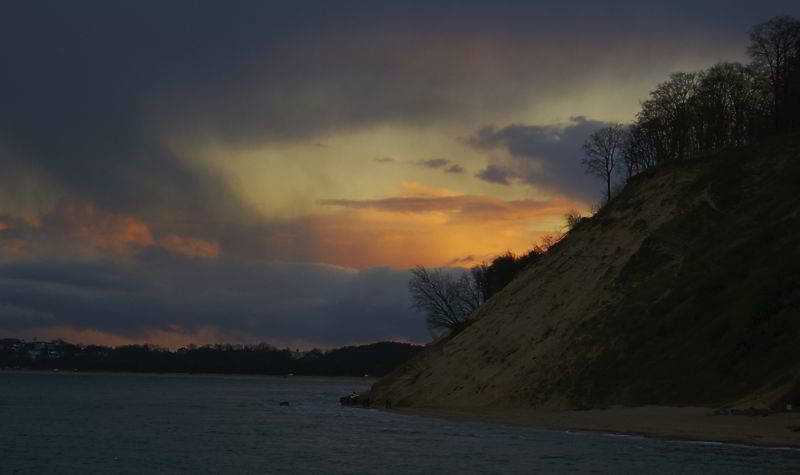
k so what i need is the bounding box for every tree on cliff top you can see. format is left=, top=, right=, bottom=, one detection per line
left=582, top=124, right=626, bottom=204
left=408, top=266, right=482, bottom=332
left=748, top=15, right=800, bottom=132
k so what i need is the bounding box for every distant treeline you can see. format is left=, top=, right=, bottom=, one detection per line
left=0, top=338, right=422, bottom=377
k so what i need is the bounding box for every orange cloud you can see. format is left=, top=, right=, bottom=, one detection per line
left=9, top=324, right=398, bottom=351
left=312, top=190, right=584, bottom=268
left=160, top=234, right=220, bottom=259
left=0, top=214, right=35, bottom=256
left=52, top=199, right=155, bottom=255
left=319, top=195, right=573, bottom=221
left=15, top=325, right=235, bottom=350
left=3, top=190, right=577, bottom=270
left=0, top=199, right=220, bottom=260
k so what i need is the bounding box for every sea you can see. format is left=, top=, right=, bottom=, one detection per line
left=1, top=372, right=799, bottom=474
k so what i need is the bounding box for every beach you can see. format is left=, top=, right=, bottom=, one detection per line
left=387, top=405, right=800, bottom=449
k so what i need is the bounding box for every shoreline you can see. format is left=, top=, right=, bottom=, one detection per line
left=382, top=405, right=800, bottom=449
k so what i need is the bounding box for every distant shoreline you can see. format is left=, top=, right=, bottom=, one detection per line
left=0, top=368, right=378, bottom=382
left=383, top=405, right=800, bottom=449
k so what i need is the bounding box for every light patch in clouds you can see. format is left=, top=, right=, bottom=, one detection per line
left=319, top=194, right=570, bottom=219
left=198, top=125, right=520, bottom=220
left=312, top=184, right=581, bottom=268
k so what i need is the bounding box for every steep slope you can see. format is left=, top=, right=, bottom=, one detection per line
left=372, top=138, right=800, bottom=411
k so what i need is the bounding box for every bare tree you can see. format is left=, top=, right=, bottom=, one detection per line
left=581, top=124, right=626, bottom=204
left=638, top=72, right=700, bottom=161
left=564, top=209, right=583, bottom=230
left=622, top=119, right=661, bottom=179
left=748, top=16, right=800, bottom=131
left=408, top=266, right=482, bottom=332
left=692, top=62, right=764, bottom=150
left=458, top=269, right=484, bottom=314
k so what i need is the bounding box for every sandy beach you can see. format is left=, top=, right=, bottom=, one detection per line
left=387, top=406, right=800, bottom=449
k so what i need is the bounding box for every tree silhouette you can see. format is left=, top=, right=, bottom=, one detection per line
left=622, top=121, right=659, bottom=179
left=408, top=266, right=482, bottom=332
left=748, top=16, right=800, bottom=132
left=691, top=62, right=765, bottom=150
left=639, top=72, right=700, bottom=162
left=582, top=124, right=626, bottom=204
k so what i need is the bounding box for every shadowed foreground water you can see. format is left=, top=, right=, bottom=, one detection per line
left=1, top=372, right=799, bottom=474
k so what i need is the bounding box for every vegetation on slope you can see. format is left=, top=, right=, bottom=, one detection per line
left=373, top=137, right=800, bottom=410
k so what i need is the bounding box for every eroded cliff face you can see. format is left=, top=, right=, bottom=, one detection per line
left=371, top=140, right=800, bottom=410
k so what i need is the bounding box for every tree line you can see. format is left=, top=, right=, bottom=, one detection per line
left=0, top=338, right=421, bottom=377
left=410, top=16, right=800, bottom=335
left=582, top=16, right=800, bottom=203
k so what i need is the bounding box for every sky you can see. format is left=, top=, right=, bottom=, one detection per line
left=0, top=1, right=797, bottom=349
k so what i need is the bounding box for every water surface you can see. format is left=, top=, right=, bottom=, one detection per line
left=1, top=372, right=798, bottom=473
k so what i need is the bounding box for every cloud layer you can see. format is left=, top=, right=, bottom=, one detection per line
left=0, top=256, right=425, bottom=348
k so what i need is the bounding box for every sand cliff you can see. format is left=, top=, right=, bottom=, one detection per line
left=371, top=139, right=800, bottom=412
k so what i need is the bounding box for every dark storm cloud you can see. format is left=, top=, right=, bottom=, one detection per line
left=2, top=1, right=797, bottom=218
left=445, top=165, right=465, bottom=174
left=416, top=158, right=451, bottom=169
left=468, top=117, right=618, bottom=201
left=474, top=165, right=519, bottom=185
left=375, top=156, right=464, bottom=173
left=413, top=158, right=468, bottom=174
left=0, top=257, right=426, bottom=346
left=446, top=255, right=476, bottom=265
left=0, top=7, right=795, bottom=200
